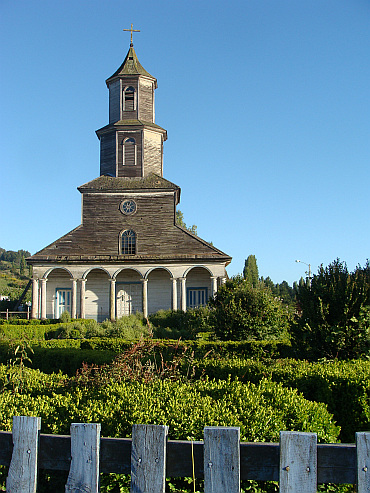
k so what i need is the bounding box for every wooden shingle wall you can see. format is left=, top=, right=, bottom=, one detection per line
left=100, top=133, right=117, bottom=177
left=108, top=80, right=121, bottom=124
left=138, top=78, right=154, bottom=122
left=143, top=130, right=162, bottom=176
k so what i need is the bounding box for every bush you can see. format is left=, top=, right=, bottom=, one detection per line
left=149, top=307, right=213, bottom=340
left=0, top=366, right=339, bottom=443
left=293, top=259, right=370, bottom=359
left=192, top=357, right=370, bottom=442
left=209, top=276, right=293, bottom=341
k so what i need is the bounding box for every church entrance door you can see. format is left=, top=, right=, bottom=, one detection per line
left=116, top=283, right=142, bottom=317
left=56, top=289, right=71, bottom=318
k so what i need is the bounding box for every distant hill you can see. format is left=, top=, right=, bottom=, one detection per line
left=0, top=248, right=31, bottom=308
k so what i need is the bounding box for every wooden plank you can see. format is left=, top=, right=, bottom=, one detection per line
left=131, top=424, right=168, bottom=493
left=6, top=416, right=41, bottom=493
left=280, top=431, right=317, bottom=493
left=0, top=431, right=359, bottom=483
left=356, top=432, right=370, bottom=493
left=65, top=423, right=101, bottom=493
left=204, top=426, right=240, bottom=493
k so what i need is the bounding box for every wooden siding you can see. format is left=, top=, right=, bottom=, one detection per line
left=85, top=270, right=110, bottom=322
left=138, top=78, right=154, bottom=122
left=34, top=191, right=227, bottom=261
left=108, top=80, right=121, bottom=123
left=100, top=133, right=116, bottom=177
left=143, top=130, right=162, bottom=176
left=147, top=269, right=172, bottom=314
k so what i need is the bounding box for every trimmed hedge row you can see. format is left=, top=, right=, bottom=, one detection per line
left=0, top=366, right=339, bottom=443
left=191, top=357, right=370, bottom=442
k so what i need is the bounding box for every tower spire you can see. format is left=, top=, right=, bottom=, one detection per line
left=123, top=23, right=140, bottom=46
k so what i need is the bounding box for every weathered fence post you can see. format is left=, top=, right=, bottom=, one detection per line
left=279, top=431, right=317, bottom=493
left=356, top=432, right=370, bottom=493
left=65, top=423, right=101, bottom=493
left=6, top=415, right=41, bottom=493
left=131, top=424, right=168, bottom=493
left=204, top=426, right=240, bottom=493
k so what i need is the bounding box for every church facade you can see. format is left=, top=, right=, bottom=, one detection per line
left=27, top=40, right=231, bottom=321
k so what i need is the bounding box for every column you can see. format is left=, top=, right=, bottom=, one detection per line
left=110, top=279, right=116, bottom=321
left=40, top=278, right=47, bottom=320
left=171, top=278, right=178, bottom=311
left=221, top=277, right=227, bottom=285
left=31, top=278, right=39, bottom=319
left=142, top=279, right=148, bottom=318
left=180, top=277, right=187, bottom=312
left=71, top=279, right=77, bottom=319
left=80, top=279, right=86, bottom=319
left=211, top=276, right=218, bottom=297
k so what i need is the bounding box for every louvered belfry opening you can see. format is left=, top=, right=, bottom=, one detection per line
left=124, top=138, right=136, bottom=166
left=121, top=230, right=136, bottom=254
left=124, top=86, right=135, bottom=111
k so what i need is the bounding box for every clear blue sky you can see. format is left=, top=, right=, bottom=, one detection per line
left=1, top=0, right=369, bottom=285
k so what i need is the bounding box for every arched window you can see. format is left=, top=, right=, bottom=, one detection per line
left=124, top=86, right=135, bottom=111
left=123, top=138, right=136, bottom=166
left=121, top=230, right=136, bottom=255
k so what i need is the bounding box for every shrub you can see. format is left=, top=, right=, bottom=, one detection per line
left=209, top=276, right=293, bottom=341
left=192, top=357, right=370, bottom=442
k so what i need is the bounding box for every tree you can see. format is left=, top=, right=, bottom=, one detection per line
left=243, top=255, right=259, bottom=287
left=293, top=259, right=370, bottom=359
left=176, top=210, right=198, bottom=236
left=209, top=276, right=292, bottom=341
left=19, top=255, right=26, bottom=275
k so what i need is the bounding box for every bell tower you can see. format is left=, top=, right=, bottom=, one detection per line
left=96, top=26, right=167, bottom=178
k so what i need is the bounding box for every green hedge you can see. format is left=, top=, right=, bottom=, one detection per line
left=192, top=357, right=370, bottom=442
left=81, top=337, right=294, bottom=359
left=0, top=366, right=339, bottom=443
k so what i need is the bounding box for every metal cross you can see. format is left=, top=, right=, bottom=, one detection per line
left=123, top=23, right=140, bottom=46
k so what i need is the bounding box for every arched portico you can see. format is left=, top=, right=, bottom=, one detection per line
left=43, top=268, right=74, bottom=319
left=184, top=266, right=214, bottom=310
left=115, top=268, right=144, bottom=318
left=84, top=268, right=110, bottom=322
left=147, top=268, right=172, bottom=315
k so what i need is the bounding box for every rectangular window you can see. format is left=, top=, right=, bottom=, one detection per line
left=187, top=288, right=208, bottom=309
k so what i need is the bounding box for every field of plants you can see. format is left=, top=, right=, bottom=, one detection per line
left=0, top=311, right=369, bottom=492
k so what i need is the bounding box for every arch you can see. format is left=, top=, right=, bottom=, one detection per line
left=183, top=265, right=214, bottom=278
left=43, top=266, right=73, bottom=279
left=120, top=229, right=136, bottom=255
left=82, top=266, right=112, bottom=280
left=144, top=266, right=174, bottom=279
left=123, top=86, right=136, bottom=111
left=113, top=266, right=143, bottom=280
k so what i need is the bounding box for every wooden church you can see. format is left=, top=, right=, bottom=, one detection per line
left=27, top=32, right=231, bottom=321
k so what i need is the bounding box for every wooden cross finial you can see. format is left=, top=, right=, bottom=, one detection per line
left=123, top=23, right=140, bottom=46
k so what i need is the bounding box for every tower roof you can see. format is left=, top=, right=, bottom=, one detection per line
left=106, top=45, right=156, bottom=86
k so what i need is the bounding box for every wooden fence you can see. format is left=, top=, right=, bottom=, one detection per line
left=0, top=307, right=30, bottom=320
left=0, top=416, right=369, bottom=492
